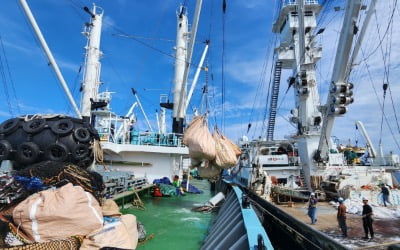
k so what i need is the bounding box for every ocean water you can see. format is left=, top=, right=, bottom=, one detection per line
left=123, top=179, right=216, bottom=250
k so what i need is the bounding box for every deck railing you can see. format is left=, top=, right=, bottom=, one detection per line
left=283, top=0, right=319, bottom=6
left=98, top=129, right=186, bottom=148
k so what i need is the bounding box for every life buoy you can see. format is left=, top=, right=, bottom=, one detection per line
left=45, top=143, right=69, bottom=162
left=50, top=119, right=74, bottom=136
left=0, top=118, right=20, bottom=135
left=0, top=140, right=12, bottom=161
left=73, top=127, right=91, bottom=143
left=16, top=142, right=40, bottom=164
left=22, top=118, right=46, bottom=134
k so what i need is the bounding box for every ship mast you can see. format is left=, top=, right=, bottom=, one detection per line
left=81, top=5, right=104, bottom=118
left=274, top=0, right=374, bottom=189
left=161, top=0, right=205, bottom=134
left=171, top=6, right=189, bottom=133
left=273, top=0, right=322, bottom=189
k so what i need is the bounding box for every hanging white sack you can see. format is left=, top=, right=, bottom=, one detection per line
left=183, top=116, right=216, bottom=160
left=213, top=129, right=240, bottom=168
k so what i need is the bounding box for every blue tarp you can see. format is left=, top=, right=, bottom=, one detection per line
left=153, top=177, right=172, bottom=185
left=181, top=180, right=203, bottom=194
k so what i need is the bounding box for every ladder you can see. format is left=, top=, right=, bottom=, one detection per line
left=299, top=169, right=307, bottom=189
left=266, top=61, right=282, bottom=141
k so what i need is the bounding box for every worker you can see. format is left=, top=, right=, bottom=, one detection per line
left=380, top=184, right=392, bottom=207
left=337, top=197, right=348, bottom=237
left=308, top=192, right=318, bottom=225
left=172, top=175, right=180, bottom=187
left=362, top=197, right=374, bottom=240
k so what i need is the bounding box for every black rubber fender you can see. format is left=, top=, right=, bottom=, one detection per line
left=50, top=118, right=74, bottom=136
left=22, top=118, right=46, bottom=134
left=16, top=142, right=40, bottom=164
left=0, top=118, right=20, bottom=135
left=87, top=126, right=100, bottom=140
left=73, top=127, right=91, bottom=143
left=77, top=156, right=93, bottom=169
left=72, top=144, right=89, bottom=160
left=45, top=143, right=69, bottom=162
left=0, top=140, right=12, bottom=161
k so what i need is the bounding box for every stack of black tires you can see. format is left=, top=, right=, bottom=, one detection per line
left=0, top=115, right=99, bottom=170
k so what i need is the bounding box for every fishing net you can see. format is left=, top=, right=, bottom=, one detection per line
left=0, top=175, right=29, bottom=210
left=0, top=214, right=82, bottom=249
left=158, top=184, right=177, bottom=196
left=16, top=161, right=104, bottom=204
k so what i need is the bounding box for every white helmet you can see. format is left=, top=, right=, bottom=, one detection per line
left=338, top=197, right=344, bottom=202
left=362, top=197, right=368, bottom=201
left=310, top=192, right=315, bottom=196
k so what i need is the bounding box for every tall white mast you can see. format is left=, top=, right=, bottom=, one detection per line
left=172, top=0, right=203, bottom=133
left=172, top=6, right=188, bottom=133
left=81, top=5, right=104, bottom=118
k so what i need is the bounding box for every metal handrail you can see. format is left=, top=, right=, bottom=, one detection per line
left=283, top=0, right=319, bottom=6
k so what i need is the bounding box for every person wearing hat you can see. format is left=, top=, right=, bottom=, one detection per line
left=308, top=192, right=318, bottom=225
left=337, top=197, right=347, bottom=237
left=362, top=197, right=374, bottom=240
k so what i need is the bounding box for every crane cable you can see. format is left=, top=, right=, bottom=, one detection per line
left=373, top=1, right=400, bottom=148
left=220, top=0, right=227, bottom=132
left=0, top=36, right=19, bottom=115
left=356, top=1, right=400, bottom=152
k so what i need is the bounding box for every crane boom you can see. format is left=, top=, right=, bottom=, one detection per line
left=355, top=121, right=376, bottom=158
left=318, top=0, right=362, bottom=158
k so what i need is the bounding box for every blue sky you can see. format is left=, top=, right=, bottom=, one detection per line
left=0, top=0, right=399, bottom=154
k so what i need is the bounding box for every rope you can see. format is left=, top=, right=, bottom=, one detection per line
left=16, top=162, right=104, bottom=204
left=0, top=36, right=20, bottom=115
left=137, top=233, right=155, bottom=246
left=132, top=189, right=145, bottom=210
left=93, top=140, right=104, bottom=163
left=359, top=0, right=397, bottom=62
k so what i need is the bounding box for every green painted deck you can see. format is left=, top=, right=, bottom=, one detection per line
left=122, top=179, right=216, bottom=250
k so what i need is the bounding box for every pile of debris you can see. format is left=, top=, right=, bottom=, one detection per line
left=0, top=116, right=139, bottom=249
left=0, top=161, right=139, bottom=249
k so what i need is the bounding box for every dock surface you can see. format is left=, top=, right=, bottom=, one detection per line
left=277, top=201, right=400, bottom=249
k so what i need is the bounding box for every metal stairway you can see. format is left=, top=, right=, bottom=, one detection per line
left=299, top=169, right=307, bottom=188
left=266, top=61, right=282, bottom=141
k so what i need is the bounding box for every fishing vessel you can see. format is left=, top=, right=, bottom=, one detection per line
left=0, top=1, right=273, bottom=249
left=225, top=0, right=400, bottom=248
left=1, top=0, right=399, bottom=249
left=230, top=0, right=400, bottom=201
